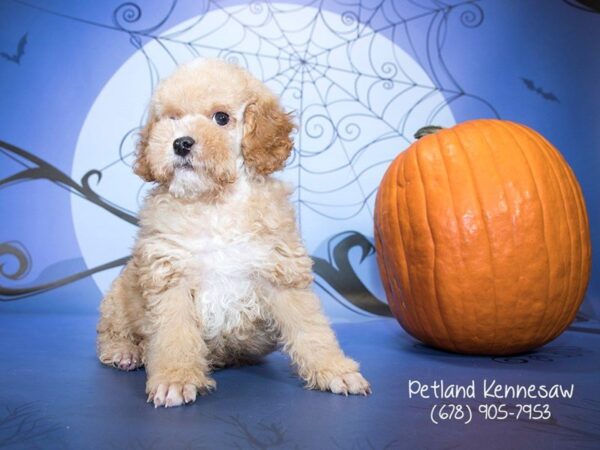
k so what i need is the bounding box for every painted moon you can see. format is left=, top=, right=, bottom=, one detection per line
left=71, top=3, right=455, bottom=319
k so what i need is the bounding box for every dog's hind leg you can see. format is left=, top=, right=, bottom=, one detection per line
left=97, top=263, right=144, bottom=371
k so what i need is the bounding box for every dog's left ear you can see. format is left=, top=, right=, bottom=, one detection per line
left=133, top=114, right=156, bottom=182
left=242, top=96, right=295, bottom=175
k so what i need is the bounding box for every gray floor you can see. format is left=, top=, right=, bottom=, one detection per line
left=1, top=314, right=599, bottom=449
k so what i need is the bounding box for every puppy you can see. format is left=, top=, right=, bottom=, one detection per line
left=97, top=59, right=371, bottom=407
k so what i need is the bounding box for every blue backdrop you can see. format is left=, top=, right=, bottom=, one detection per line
left=0, top=0, right=598, bottom=322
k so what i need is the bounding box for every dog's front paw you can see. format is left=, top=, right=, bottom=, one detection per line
left=305, top=357, right=371, bottom=396
left=147, top=376, right=216, bottom=408
left=327, top=371, right=371, bottom=396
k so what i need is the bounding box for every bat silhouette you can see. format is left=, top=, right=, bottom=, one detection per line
left=521, top=77, right=560, bottom=102
left=1, top=33, right=28, bottom=64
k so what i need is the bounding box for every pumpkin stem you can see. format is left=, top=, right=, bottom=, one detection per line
left=414, top=126, right=444, bottom=140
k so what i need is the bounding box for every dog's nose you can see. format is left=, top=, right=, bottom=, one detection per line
left=173, top=136, right=195, bottom=157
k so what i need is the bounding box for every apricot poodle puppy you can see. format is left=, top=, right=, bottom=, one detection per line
left=96, top=58, right=371, bottom=407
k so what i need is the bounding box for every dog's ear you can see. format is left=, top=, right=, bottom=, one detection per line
left=133, top=114, right=156, bottom=182
left=242, top=96, right=295, bottom=175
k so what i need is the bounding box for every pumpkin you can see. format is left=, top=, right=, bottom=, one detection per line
left=374, top=119, right=591, bottom=355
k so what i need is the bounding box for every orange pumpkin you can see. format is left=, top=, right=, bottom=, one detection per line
left=374, top=119, right=591, bottom=355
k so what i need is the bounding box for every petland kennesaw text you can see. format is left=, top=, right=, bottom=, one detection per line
left=408, top=380, right=575, bottom=400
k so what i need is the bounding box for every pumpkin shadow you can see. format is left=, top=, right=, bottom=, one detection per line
left=399, top=338, right=594, bottom=373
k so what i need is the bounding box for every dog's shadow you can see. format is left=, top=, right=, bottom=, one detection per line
left=96, top=352, right=304, bottom=406
left=215, top=354, right=304, bottom=391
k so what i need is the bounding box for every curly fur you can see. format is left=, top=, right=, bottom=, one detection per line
left=242, top=98, right=295, bottom=175
left=96, top=58, right=370, bottom=407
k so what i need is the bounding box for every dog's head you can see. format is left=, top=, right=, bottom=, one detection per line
left=134, top=58, right=295, bottom=198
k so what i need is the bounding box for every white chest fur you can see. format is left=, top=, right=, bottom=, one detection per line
left=172, top=181, right=270, bottom=340
left=193, top=232, right=269, bottom=341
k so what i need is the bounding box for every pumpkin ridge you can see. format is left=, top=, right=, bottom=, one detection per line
left=390, top=156, right=418, bottom=336
left=532, top=128, right=590, bottom=332
left=451, top=124, right=499, bottom=351
left=375, top=160, right=411, bottom=333
left=543, top=134, right=592, bottom=314
left=546, top=152, right=588, bottom=336
left=401, top=150, right=439, bottom=347
left=434, top=130, right=468, bottom=346
left=472, top=120, right=525, bottom=353
left=414, top=138, right=459, bottom=351
left=516, top=124, right=576, bottom=342
left=563, top=167, right=592, bottom=313
left=523, top=127, right=581, bottom=341
left=380, top=157, right=416, bottom=334
left=495, top=121, right=553, bottom=345
left=374, top=219, right=397, bottom=318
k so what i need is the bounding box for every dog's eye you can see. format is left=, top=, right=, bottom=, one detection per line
left=213, top=112, right=230, bottom=126
left=168, top=116, right=179, bottom=121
